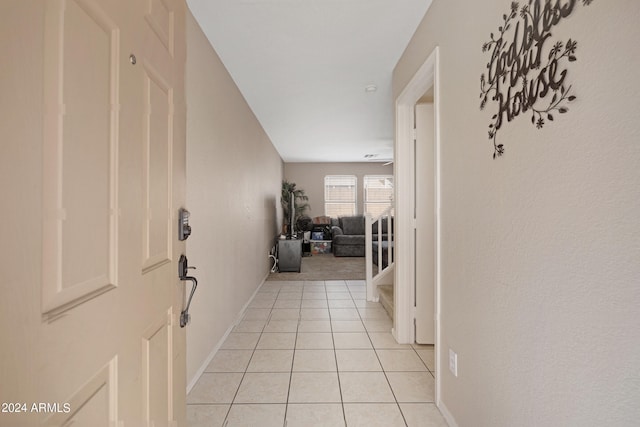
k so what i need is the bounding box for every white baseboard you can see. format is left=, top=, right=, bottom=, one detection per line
left=186, top=327, right=231, bottom=394
left=438, top=399, right=459, bottom=427
left=186, top=272, right=270, bottom=393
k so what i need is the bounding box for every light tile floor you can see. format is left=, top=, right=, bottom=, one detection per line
left=188, top=280, right=448, bottom=427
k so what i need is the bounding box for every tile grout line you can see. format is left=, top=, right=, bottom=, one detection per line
left=220, top=332, right=260, bottom=425
left=195, top=279, right=418, bottom=426
left=223, top=286, right=280, bottom=425
left=282, top=283, right=305, bottom=427
left=327, top=280, right=349, bottom=427
left=410, top=344, right=433, bottom=374
left=278, top=283, right=298, bottom=424
left=363, top=293, right=410, bottom=427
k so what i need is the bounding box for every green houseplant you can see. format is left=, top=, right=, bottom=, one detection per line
left=281, top=180, right=310, bottom=234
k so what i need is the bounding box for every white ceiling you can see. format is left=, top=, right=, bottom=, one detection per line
left=187, top=0, right=432, bottom=163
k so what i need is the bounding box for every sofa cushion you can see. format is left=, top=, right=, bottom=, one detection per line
left=340, top=216, right=365, bottom=235
left=372, top=241, right=393, bottom=268
left=371, top=217, right=394, bottom=234
left=333, top=244, right=365, bottom=257
left=333, top=234, right=365, bottom=246
left=372, top=233, right=390, bottom=241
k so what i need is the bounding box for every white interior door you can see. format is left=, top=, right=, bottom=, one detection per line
left=414, top=103, right=435, bottom=344
left=0, top=0, right=187, bottom=425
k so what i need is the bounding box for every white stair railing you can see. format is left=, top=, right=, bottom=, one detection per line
left=365, top=206, right=394, bottom=302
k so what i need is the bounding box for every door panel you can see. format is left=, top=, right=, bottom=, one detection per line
left=146, top=0, right=175, bottom=55
left=142, top=64, right=173, bottom=272
left=142, top=310, right=173, bottom=422
left=60, top=0, right=113, bottom=291
left=63, top=386, right=110, bottom=427
left=44, top=359, right=117, bottom=427
left=415, top=103, right=435, bottom=344
left=139, top=0, right=185, bottom=422
left=42, top=0, right=119, bottom=317
left=0, top=0, right=187, bottom=426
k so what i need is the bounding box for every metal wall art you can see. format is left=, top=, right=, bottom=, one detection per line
left=480, top=0, right=594, bottom=159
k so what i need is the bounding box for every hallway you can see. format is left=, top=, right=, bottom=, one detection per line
left=187, top=280, right=446, bottom=426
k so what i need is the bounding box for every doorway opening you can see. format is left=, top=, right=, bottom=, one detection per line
left=394, top=46, right=442, bottom=404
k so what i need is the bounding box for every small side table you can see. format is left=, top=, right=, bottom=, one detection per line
left=278, top=238, right=302, bottom=272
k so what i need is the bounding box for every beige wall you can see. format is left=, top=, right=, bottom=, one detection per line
left=185, top=10, right=283, bottom=385
left=284, top=162, right=393, bottom=218
left=394, top=1, right=640, bottom=425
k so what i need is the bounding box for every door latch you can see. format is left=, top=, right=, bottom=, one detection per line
left=178, top=254, right=198, bottom=327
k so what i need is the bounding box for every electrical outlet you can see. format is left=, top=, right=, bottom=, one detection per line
left=449, top=349, right=458, bottom=377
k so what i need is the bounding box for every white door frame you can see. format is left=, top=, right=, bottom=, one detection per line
left=394, top=46, right=442, bottom=402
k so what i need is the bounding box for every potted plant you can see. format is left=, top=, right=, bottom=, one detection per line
left=281, top=180, right=310, bottom=235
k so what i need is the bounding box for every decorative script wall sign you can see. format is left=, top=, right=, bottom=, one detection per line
left=480, top=0, right=594, bottom=159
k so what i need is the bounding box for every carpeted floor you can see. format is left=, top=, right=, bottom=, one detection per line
left=267, top=254, right=365, bottom=281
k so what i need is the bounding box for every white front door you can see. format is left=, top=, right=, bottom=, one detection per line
left=0, top=0, right=187, bottom=425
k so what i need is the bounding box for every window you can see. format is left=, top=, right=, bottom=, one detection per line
left=324, top=175, right=357, bottom=217
left=364, top=175, right=394, bottom=217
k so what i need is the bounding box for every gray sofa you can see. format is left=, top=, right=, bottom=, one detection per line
left=332, top=215, right=393, bottom=257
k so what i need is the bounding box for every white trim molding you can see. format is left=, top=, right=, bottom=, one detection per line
left=394, top=46, right=442, bottom=403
